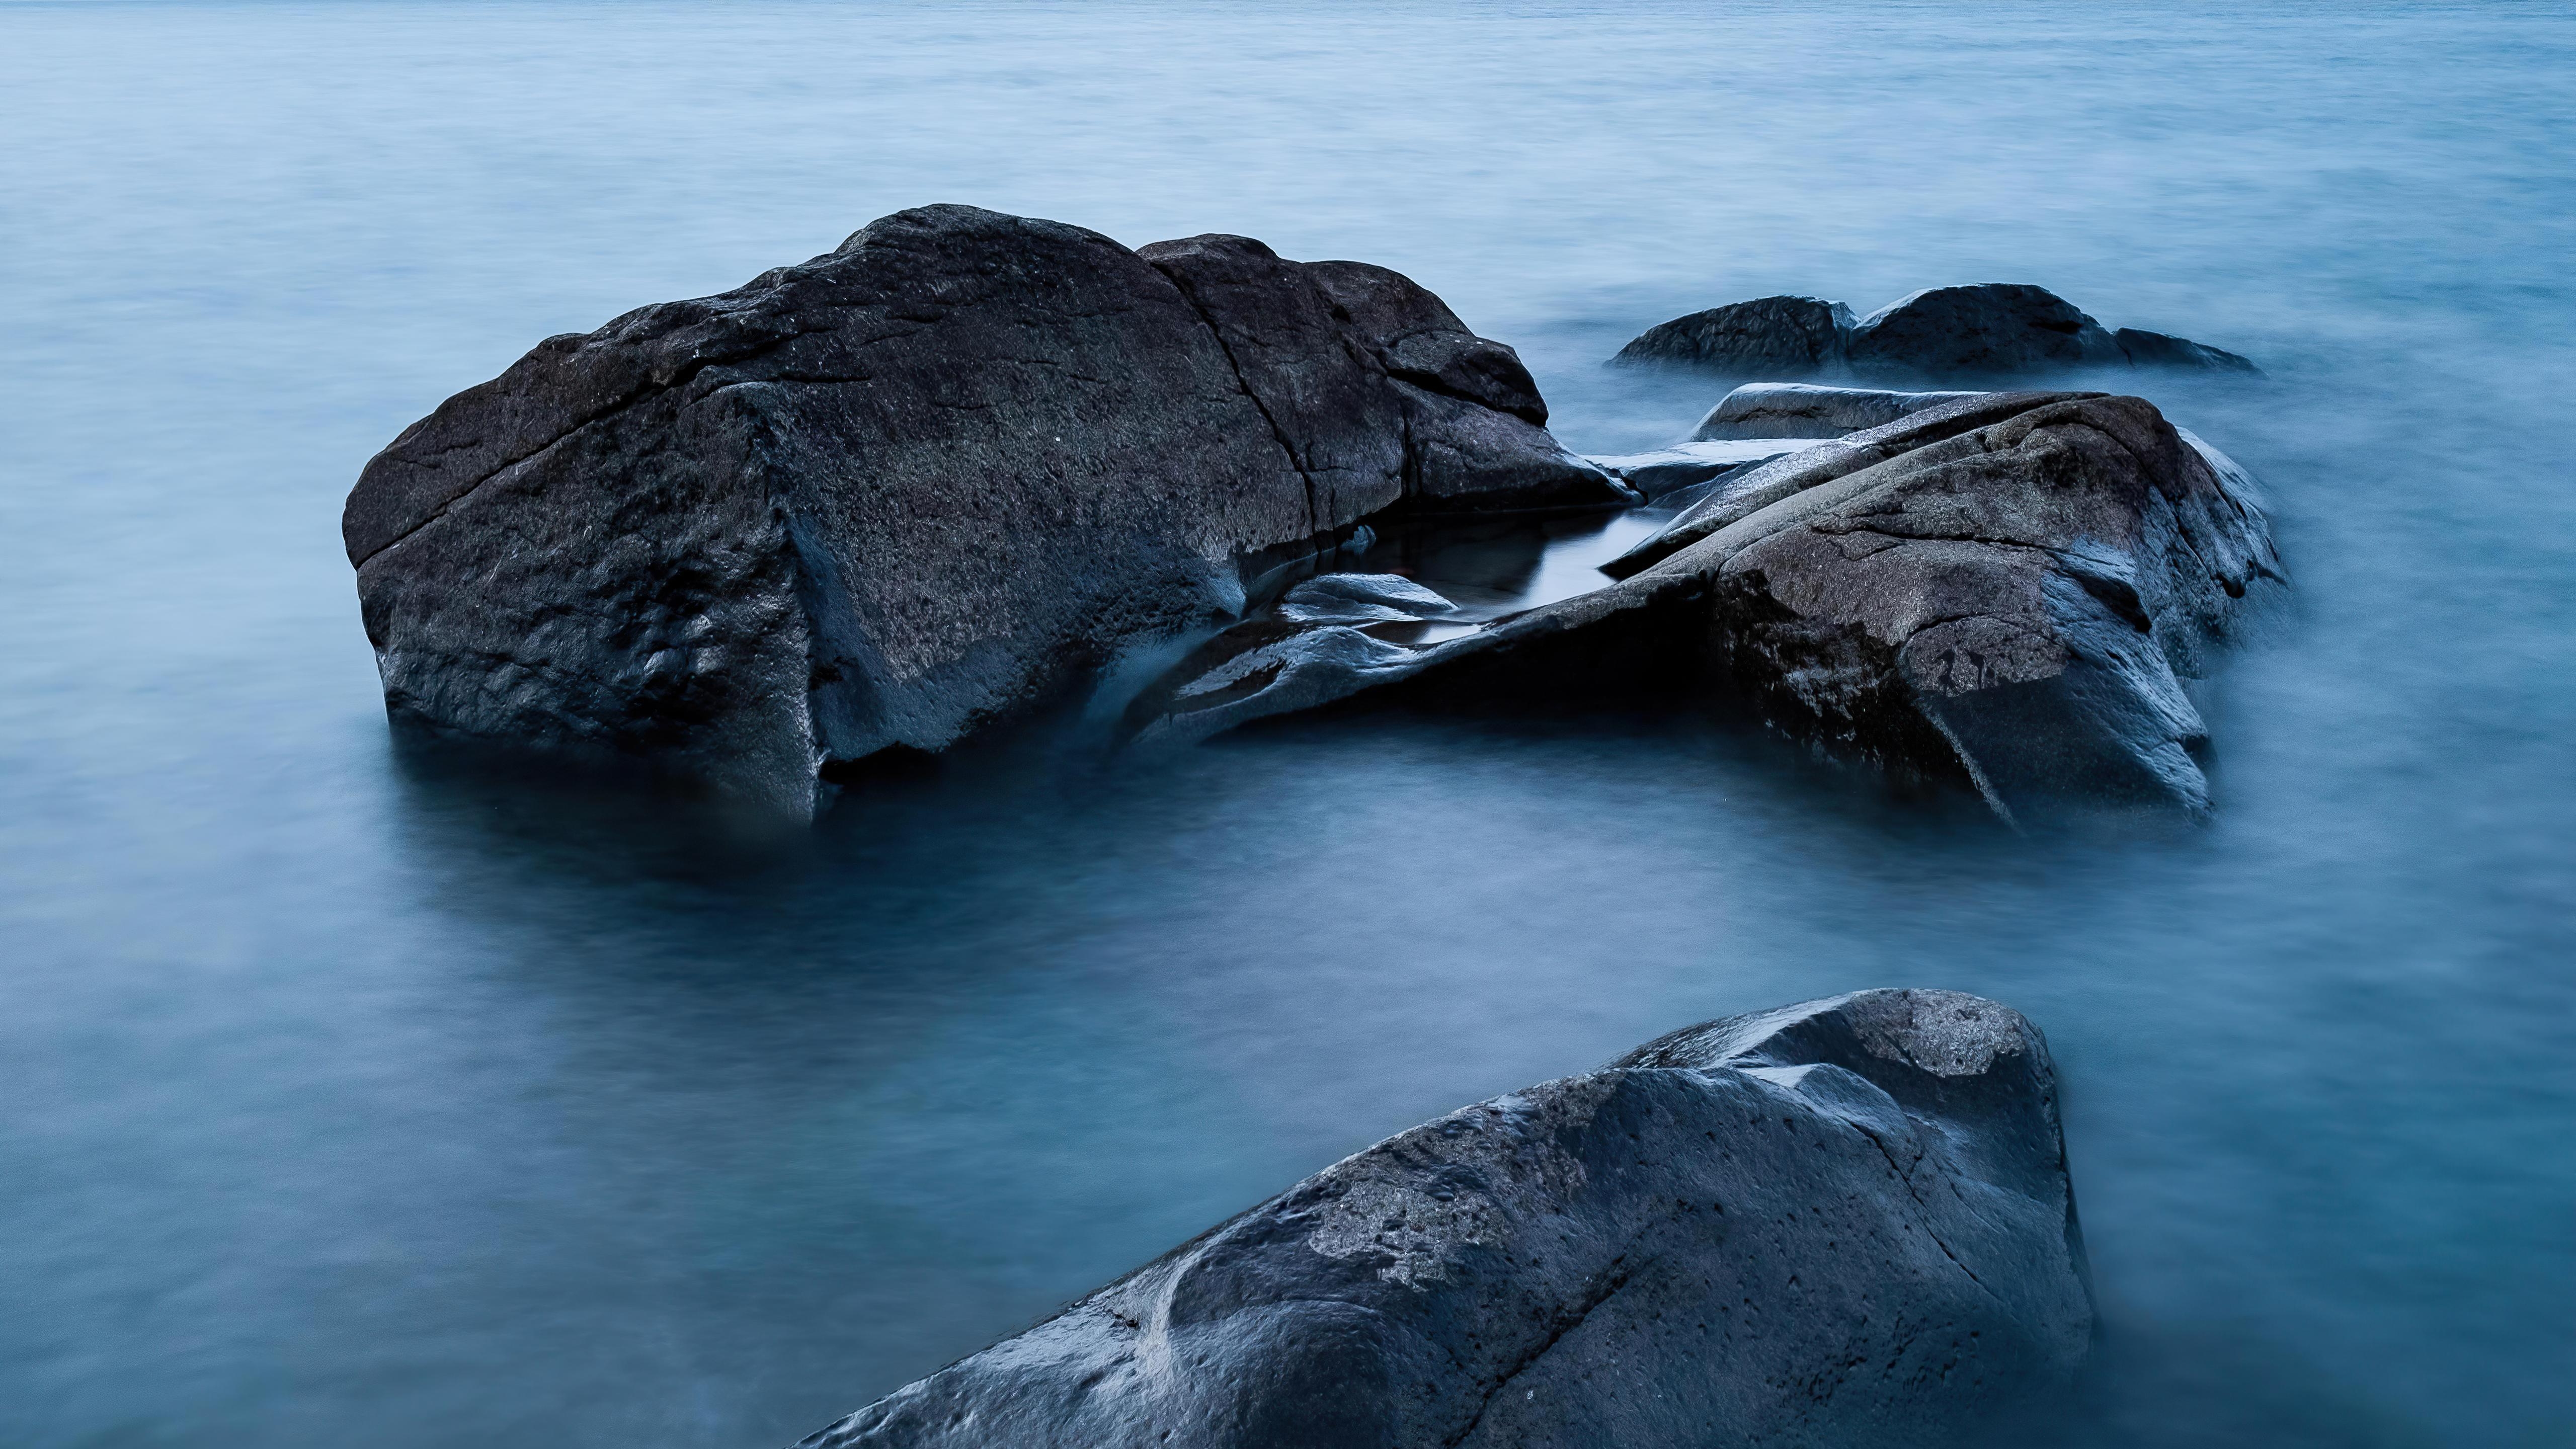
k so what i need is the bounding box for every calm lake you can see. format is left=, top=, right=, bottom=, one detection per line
left=3, top=2, right=2571, bottom=1445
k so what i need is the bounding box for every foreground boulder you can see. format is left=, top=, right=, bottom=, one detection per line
left=1131, top=392, right=2282, bottom=819
left=1612, top=284, right=2260, bottom=381
left=797, top=990, right=2093, bottom=1449
left=343, top=205, right=1622, bottom=814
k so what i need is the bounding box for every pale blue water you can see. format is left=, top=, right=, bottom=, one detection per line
left=3, top=2, right=2572, bottom=1445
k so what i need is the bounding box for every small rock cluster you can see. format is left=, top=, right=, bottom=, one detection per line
left=343, top=211, right=2284, bottom=824
left=1132, top=383, right=2281, bottom=821
left=1611, top=283, right=2260, bottom=381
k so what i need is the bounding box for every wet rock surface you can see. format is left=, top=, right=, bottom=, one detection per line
left=1603, top=390, right=2109, bottom=579
left=342, top=205, right=1619, bottom=814
left=1585, top=437, right=1810, bottom=502
left=1613, top=283, right=2261, bottom=382
left=795, top=989, right=2094, bottom=1449
left=1691, top=382, right=1986, bottom=441
left=1132, top=391, right=2282, bottom=820
left=1274, top=573, right=1462, bottom=625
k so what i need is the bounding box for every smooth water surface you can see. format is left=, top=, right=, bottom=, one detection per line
left=4, top=3, right=2572, bottom=1445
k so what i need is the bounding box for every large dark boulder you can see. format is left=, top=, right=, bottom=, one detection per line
left=796, top=990, right=2093, bottom=1449
left=343, top=205, right=1622, bottom=814
left=1609, top=285, right=2260, bottom=382
left=1130, top=393, right=2282, bottom=819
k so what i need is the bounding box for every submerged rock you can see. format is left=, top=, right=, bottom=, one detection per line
left=796, top=989, right=2094, bottom=1449
left=1612, top=284, right=2261, bottom=381
left=1133, top=392, right=2282, bottom=819
left=343, top=205, right=1623, bottom=815
left=1275, top=573, right=1461, bottom=624
left=2113, top=327, right=2262, bottom=373
left=1140, top=240, right=1617, bottom=514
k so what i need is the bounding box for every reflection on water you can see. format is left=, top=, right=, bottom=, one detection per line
left=3, top=2, right=2572, bottom=1447
left=1345, top=509, right=1672, bottom=646
left=1182, top=508, right=1670, bottom=667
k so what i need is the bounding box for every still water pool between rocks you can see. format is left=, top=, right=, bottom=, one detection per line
left=2, top=2, right=2571, bottom=1446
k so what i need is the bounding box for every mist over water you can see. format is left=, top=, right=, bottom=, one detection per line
left=3, top=2, right=2572, bottom=1446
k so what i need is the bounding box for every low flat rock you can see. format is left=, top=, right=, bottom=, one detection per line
left=1585, top=437, right=1813, bottom=501
left=1276, top=573, right=1461, bottom=624
left=343, top=205, right=1623, bottom=814
left=1691, top=383, right=1987, bottom=441
left=2113, top=327, right=2262, bottom=373
left=1611, top=284, right=2260, bottom=382
left=1132, top=393, right=2283, bottom=819
left=795, top=989, right=2094, bottom=1449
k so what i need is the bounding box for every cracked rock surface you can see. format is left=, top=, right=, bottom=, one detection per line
left=1131, top=392, right=2282, bottom=820
left=342, top=204, right=1619, bottom=815
left=791, top=989, right=2092, bottom=1449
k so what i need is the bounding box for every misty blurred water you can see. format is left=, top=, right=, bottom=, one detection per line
left=3, top=2, right=2572, bottom=1445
